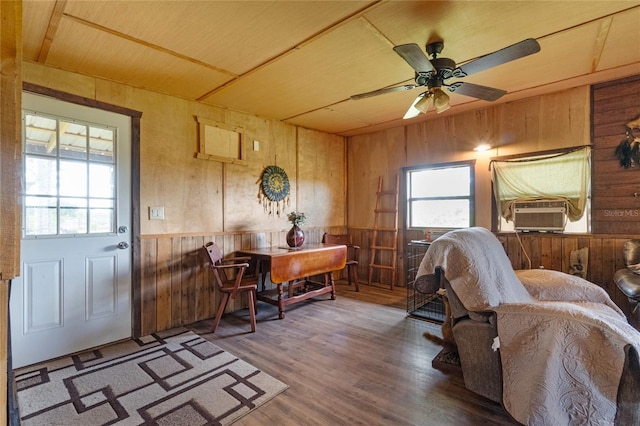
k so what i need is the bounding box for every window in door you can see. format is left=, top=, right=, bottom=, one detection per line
left=23, top=111, right=116, bottom=237
left=405, top=161, right=475, bottom=229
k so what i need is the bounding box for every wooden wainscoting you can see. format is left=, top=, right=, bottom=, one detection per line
left=349, top=228, right=637, bottom=316
left=139, top=227, right=345, bottom=335
left=141, top=229, right=639, bottom=335
left=497, top=233, right=634, bottom=314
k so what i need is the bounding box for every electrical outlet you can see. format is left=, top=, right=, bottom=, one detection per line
left=149, top=206, right=164, bottom=220
left=253, top=140, right=260, bottom=151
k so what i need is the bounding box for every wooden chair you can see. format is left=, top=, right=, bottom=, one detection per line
left=322, top=233, right=360, bottom=291
left=202, top=242, right=258, bottom=333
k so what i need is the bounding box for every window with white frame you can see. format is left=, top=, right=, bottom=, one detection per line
left=405, top=161, right=475, bottom=229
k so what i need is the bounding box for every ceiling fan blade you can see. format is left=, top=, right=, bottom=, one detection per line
left=393, top=43, right=435, bottom=73
left=448, top=82, right=506, bottom=101
left=456, top=38, right=540, bottom=77
left=351, top=84, right=417, bottom=100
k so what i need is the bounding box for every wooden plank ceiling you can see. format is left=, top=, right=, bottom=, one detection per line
left=23, top=0, right=640, bottom=137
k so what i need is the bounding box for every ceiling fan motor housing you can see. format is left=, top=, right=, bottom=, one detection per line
left=414, top=56, right=456, bottom=87
left=431, top=57, right=456, bottom=79
left=415, top=72, right=430, bottom=86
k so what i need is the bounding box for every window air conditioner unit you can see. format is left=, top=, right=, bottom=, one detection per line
left=513, top=200, right=567, bottom=232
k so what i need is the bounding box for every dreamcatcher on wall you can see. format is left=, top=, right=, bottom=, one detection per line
left=615, top=116, right=640, bottom=168
left=257, top=165, right=291, bottom=216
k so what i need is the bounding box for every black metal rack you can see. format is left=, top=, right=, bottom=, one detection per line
left=406, top=240, right=445, bottom=323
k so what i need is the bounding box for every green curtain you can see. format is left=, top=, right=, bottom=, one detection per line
left=492, top=147, right=591, bottom=221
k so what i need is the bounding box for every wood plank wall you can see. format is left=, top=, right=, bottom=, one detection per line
left=337, top=76, right=640, bottom=322
left=592, top=75, right=640, bottom=233
left=140, top=76, right=640, bottom=335
left=139, top=227, right=345, bottom=336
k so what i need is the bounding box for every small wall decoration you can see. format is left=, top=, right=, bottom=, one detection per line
left=569, top=247, right=588, bottom=279
left=257, top=165, right=290, bottom=216
left=195, top=117, right=247, bottom=165
left=615, top=116, right=640, bottom=168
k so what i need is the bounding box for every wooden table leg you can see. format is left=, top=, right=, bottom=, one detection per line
left=256, top=259, right=266, bottom=291
left=277, top=283, right=285, bottom=319
left=327, top=272, right=336, bottom=300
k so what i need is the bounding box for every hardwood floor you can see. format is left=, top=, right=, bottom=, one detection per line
left=187, top=281, right=520, bottom=426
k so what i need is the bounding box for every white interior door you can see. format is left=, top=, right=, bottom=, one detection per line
left=10, top=92, right=132, bottom=369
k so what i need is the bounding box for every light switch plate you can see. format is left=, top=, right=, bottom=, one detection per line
left=149, top=206, right=165, bottom=220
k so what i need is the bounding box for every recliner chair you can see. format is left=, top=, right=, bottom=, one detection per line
left=415, top=227, right=640, bottom=425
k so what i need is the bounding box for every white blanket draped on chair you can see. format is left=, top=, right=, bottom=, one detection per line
left=417, top=227, right=640, bottom=425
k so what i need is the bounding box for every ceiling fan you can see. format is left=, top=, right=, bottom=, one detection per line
left=351, top=38, right=541, bottom=119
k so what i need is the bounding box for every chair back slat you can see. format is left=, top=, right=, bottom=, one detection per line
left=204, top=241, right=223, bottom=264
left=203, top=242, right=228, bottom=287
left=322, top=233, right=352, bottom=245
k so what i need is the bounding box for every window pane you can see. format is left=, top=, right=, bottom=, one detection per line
left=25, top=157, right=57, bottom=196
left=89, top=126, right=114, bottom=163
left=59, top=121, right=88, bottom=160
left=411, top=199, right=470, bottom=228
left=59, top=197, right=87, bottom=234
left=411, top=167, right=470, bottom=197
left=25, top=196, right=57, bottom=235
left=24, top=114, right=57, bottom=156
left=23, top=110, right=119, bottom=237
left=89, top=163, right=114, bottom=198
left=90, top=199, right=114, bottom=233
left=59, top=160, right=87, bottom=197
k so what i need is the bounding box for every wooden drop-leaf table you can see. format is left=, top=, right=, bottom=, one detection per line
left=237, top=243, right=347, bottom=319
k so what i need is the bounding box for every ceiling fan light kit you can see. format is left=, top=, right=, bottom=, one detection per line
left=351, top=38, right=541, bottom=119
left=433, top=88, right=450, bottom=113
left=403, top=94, right=426, bottom=119
left=414, top=93, right=432, bottom=113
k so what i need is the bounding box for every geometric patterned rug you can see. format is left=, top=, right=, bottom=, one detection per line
left=14, top=328, right=288, bottom=425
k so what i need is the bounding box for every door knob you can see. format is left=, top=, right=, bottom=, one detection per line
left=117, top=241, right=130, bottom=249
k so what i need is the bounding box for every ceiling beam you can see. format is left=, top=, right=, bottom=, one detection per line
left=591, top=16, right=612, bottom=73
left=38, top=0, right=67, bottom=63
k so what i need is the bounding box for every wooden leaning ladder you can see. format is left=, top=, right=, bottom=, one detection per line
left=368, top=175, right=399, bottom=290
